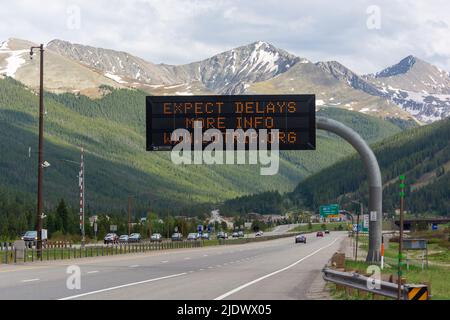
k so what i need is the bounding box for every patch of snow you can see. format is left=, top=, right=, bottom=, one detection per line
left=359, top=108, right=370, bottom=113
left=0, top=47, right=28, bottom=77
left=0, top=40, right=9, bottom=50
left=164, top=83, right=185, bottom=89
left=104, top=72, right=127, bottom=84
left=316, top=99, right=325, bottom=106
left=175, top=91, right=193, bottom=96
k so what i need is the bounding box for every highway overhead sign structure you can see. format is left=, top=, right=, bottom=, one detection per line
left=319, top=204, right=339, bottom=217
left=146, top=95, right=316, bottom=151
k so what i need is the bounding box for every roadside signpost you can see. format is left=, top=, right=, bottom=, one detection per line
left=110, top=225, right=117, bottom=232
left=320, top=204, right=340, bottom=219
left=362, top=214, right=369, bottom=232
left=403, top=239, right=428, bottom=270
left=432, top=223, right=438, bottom=231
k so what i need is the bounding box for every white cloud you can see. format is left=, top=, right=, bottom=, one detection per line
left=0, top=0, right=449, bottom=74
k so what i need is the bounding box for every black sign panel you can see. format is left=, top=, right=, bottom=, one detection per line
left=146, top=95, right=315, bottom=151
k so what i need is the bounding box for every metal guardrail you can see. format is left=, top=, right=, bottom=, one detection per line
left=322, top=267, right=404, bottom=299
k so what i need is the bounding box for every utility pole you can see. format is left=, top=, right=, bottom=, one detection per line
left=79, top=147, right=85, bottom=247
left=398, top=175, right=406, bottom=300
left=30, top=44, right=44, bottom=258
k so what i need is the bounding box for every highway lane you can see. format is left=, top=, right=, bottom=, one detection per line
left=0, top=232, right=346, bottom=300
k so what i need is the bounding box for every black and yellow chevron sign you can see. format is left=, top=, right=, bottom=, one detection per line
left=407, top=285, right=429, bottom=300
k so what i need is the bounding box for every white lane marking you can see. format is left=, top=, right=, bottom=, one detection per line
left=199, top=268, right=205, bottom=271
left=129, top=265, right=139, bottom=268
left=161, top=260, right=169, bottom=263
left=188, top=271, right=194, bottom=273
left=203, top=254, right=208, bottom=257
left=87, top=271, right=99, bottom=274
left=184, top=257, right=191, bottom=260
left=21, top=278, right=40, bottom=283
left=208, top=266, right=213, bottom=269
left=214, top=237, right=340, bottom=300
left=59, top=273, right=187, bottom=300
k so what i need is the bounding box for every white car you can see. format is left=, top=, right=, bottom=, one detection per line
left=255, top=231, right=264, bottom=237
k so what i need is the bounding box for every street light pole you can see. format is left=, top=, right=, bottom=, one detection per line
left=31, top=44, right=44, bottom=257
left=398, top=175, right=406, bottom=300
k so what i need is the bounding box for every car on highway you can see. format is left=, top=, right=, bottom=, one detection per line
left=231, top=232, right=239, bottom=238
left=325, top=230, right=330, bottom=234
left=104, top=233, right=119, bottom=244
left=119, top=235, right=129, bottom=243
left=238, top=231, right=245, bottom=238
left=201, top=233, right=210, bottom=240
left=21, top=230, right=48, bottom=247
left=150, top=233, right=162, bottom=242
left=255, top=231, right=264, bottom=237
left=129, top=233, right=141, bottom=243
left=187, top=233, right=199, bottom=241
left=171, top=233, right=183, bottom=241
left=217, top=231, right=228, bottom=239
left=316, top=231, right=324, bottom=237
left=295, top=234, right=306, bottom=243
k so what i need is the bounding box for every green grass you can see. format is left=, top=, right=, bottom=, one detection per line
left=340, top=259, right=450, bottom=300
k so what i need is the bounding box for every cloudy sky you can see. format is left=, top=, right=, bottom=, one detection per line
left=1, top=0, right=449, bottom=74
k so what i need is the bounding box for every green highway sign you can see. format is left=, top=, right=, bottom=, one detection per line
left=319, top=204, right=339, bottom=217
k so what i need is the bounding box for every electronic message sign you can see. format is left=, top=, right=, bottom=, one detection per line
left=146, top=95, right=315, bottom=151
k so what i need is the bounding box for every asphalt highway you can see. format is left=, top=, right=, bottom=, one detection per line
left=0, top=231, right=346, bottom=300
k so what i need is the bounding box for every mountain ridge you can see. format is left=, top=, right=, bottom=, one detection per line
left=1, top=37, right=449, bottom=123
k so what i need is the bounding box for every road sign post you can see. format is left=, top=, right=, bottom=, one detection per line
left=316, top=117, right=382, bottom=263
left=398, top=175, right=405, bottom=300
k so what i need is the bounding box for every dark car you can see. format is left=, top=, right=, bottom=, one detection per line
left=316, top=231, right=324, bottom=237
left=171, top=233, right=183, bottom=241
left=104, top=233, right=119, bottom=244
left=150, top=233, right=162, bottom=242
left=232, top=232, right=239, bottom=238
left=255, top=231, right=264, bottom=237
left=324, top=230, right=330, bottom=234
left=129, top=233, right=141, bottom=243
left=21, top=231, right=38, bottom=247
left=295, top=235, right=306, bottom=243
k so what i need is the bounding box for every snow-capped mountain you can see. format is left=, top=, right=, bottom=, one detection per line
left=181, top=41, right=302, bottom=94
left=47, top=40, right=302, bottom=94
left=1, top=37, right=449, bottom=123
left=363, top=56, right=450, bottom=123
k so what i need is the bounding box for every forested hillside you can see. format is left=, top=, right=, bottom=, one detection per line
left=220, top=119, right=449, bottom=216
left=0, top=76, right=404, bottom=214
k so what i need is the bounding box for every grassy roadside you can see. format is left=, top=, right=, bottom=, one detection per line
left=329, top=227, right=449, bottom=300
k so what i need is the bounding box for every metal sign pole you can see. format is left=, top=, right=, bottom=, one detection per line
left=398, top=175, right=405, bottom=300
